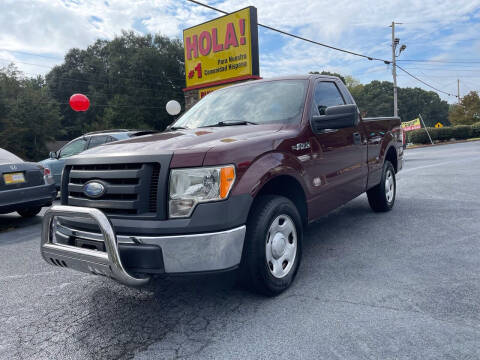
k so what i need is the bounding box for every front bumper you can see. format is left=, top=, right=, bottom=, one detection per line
left=41, top=205, right=246, bottom=286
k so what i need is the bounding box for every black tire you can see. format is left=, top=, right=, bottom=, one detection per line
left=17, top=207, right=42, bottom=218
left=367, top=161, right=396, bottom=212
left=241, top=195, right=303, bottom=296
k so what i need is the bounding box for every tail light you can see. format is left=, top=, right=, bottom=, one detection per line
left=44, top=167, right=51, bottom=177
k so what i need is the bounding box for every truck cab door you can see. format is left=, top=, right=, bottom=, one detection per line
left=307, top=79, right=367, bottom=217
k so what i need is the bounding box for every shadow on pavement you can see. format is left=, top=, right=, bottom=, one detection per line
left=0, top=213, right=43, bottom=233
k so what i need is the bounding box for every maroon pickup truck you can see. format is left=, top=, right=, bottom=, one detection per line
left=41, top=75, right=403, bottom=296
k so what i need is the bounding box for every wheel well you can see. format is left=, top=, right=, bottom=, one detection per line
left=253, top=175, right=308, bottom=225
left=385, top=146, right=398, bottom=172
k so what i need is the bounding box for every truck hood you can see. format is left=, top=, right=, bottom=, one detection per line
left=75, top=123, right=285, bottom=158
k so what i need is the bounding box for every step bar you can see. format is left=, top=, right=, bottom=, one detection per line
left=41, top=205, right=150, bottom=286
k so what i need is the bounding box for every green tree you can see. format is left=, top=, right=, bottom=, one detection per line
left=398, top=87, right=450, bottom=126
left=0, top=65, right=62, bottom=160
left=344, top=75, right=361, bottom=91
left=351, top=80, right=393, bottom=118
left=351, top=80, right=449, bottom=126
left=46, top=31, right=185, bottom=139
left=449, top=91, right=480, bottom=125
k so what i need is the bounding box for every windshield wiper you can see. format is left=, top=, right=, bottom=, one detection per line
left=167, top=126, right=187, bottom=131
left=200, top=120, right=258, bottom=127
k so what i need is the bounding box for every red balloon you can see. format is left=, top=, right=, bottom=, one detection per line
left=69, top=94, right=90, bottom=112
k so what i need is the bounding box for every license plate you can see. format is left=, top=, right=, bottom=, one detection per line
left=3, top=172, right=26, bottom=184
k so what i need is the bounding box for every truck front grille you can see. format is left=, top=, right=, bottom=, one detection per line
left=66, top=163, right=160, bottom=216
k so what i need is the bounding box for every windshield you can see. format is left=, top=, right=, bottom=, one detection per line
left=59, top=138, right=88, bottom=158
left=173, top=80, right=308, bottom=129
left=0, top=148, right=23, bottom=164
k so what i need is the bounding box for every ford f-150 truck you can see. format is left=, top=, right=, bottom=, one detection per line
left=41, top=75, right=403, bottom=296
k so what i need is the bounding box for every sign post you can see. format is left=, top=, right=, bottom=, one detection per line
left=418, top=114, right=434, bottom=145
left=182, top=7, right=260, bottom=108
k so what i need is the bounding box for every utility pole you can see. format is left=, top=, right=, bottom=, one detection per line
left=391, top=21, right=398, bottom=118
left=390, top=22, right=406, bottom=118
left=457, top=79, right=460, bottom=103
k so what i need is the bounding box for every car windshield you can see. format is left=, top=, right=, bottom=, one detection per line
left=59, top=138, right=88, bottom=158
left=172, top=79, right=308, bottom=129
left=0, top=148, right=23, bottom=164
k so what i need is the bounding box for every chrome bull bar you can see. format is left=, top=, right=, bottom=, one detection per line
left=41, top=205, right=150, bottom=286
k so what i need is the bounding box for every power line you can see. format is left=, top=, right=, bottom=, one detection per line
left=2, top=2, right=460, bottom=99
left=397, top=74, right=480, bottom=79
left=0, top=59, right=185, bottom=95
left=400, top=67, right=480, bottom=72
left=394, top=62, right=480, bottom=69
left=185, top=0, right=390, bottom=63
left=0, top=48, right=63, bottom=60
left=0, top=57, right=53, bottom=69
left=184, top=0, right=458, bottom=98
left=396, top=65, right=457, bottom=97
left=0, top=54, right=186, bottom=80
left=398, top=59, right=480, bottom=64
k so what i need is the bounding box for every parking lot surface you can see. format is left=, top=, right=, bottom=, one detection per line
left=1, top=141, right=479, bottom=360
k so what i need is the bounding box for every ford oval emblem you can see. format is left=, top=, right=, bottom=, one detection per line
left=83, top=181, right=106, bottom=199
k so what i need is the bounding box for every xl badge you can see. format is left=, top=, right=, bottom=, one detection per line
left=83, top=181, right=106, bottom=199
left=292, top=142, right=310, bottom=151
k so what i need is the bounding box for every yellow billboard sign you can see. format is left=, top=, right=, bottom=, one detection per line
left=183, top=7, right=259, bottom=90
left=198, top=84, right=230, bottom=99
left=401, top=118, right=421, bottom=132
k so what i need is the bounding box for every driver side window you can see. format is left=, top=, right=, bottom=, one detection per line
left=313, top=82, right=345, bottom=115
left=59, top=138, right=88, bottom=158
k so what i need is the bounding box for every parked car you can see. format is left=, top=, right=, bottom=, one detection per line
left=40, top=75, right=403, bottom=295
left=40, top=129, right=156, bottom=188
left=0, top=148, right=56, bottom=217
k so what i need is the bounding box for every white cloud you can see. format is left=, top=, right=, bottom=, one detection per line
left=0, top=0, right=479, bottom=101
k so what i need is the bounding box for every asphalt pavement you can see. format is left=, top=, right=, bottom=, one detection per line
left=1, top=141, right=479, bottom=360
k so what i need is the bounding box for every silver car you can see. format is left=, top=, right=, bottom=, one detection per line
left=40, top=129, right=155, bottom=188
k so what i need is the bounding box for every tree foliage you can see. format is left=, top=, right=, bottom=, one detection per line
left=448, top=91, right=480, bottom=126
left=0, top=65, right=62, bottom=161
left=309, top=72, right=449, bottom=126
left=46, top=31, right=185, bottom=139
left=348, top=80, right=449, bottom=126
left=0, top=32, right=185, bottom=160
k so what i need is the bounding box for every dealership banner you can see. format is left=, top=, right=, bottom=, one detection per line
left=198, top=84, right=230, bottom=99
left=183, top=6, right=260, bottom=90
left=401, top=118, right=421, bottom=131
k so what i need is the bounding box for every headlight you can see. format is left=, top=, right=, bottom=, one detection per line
left=169, top=165, right=235, bottom=218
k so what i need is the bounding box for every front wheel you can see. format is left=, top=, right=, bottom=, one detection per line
left=241, top=195, right=303, bottom=296
left=367, top=161, right=396, bottom=212
left=17, top=207, right=42, bottom=218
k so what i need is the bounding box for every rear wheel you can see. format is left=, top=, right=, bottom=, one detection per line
left=241, top=195, right=303, bottom=296
left=17, top=207, right=42, bottom=218
left=367, top=161, right=396, bottom=212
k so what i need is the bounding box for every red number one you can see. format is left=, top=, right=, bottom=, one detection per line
left=194, top=63, right=202, bottom=78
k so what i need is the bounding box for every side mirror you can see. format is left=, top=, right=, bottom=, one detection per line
left=311, top=104, right=358, bottom=132
left=166, top=100, right=181, bottom=116
left=49, top=151, right=57, bottom=159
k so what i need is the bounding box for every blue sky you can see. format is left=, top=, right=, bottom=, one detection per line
left=1, top=0, right=479, bottom=103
